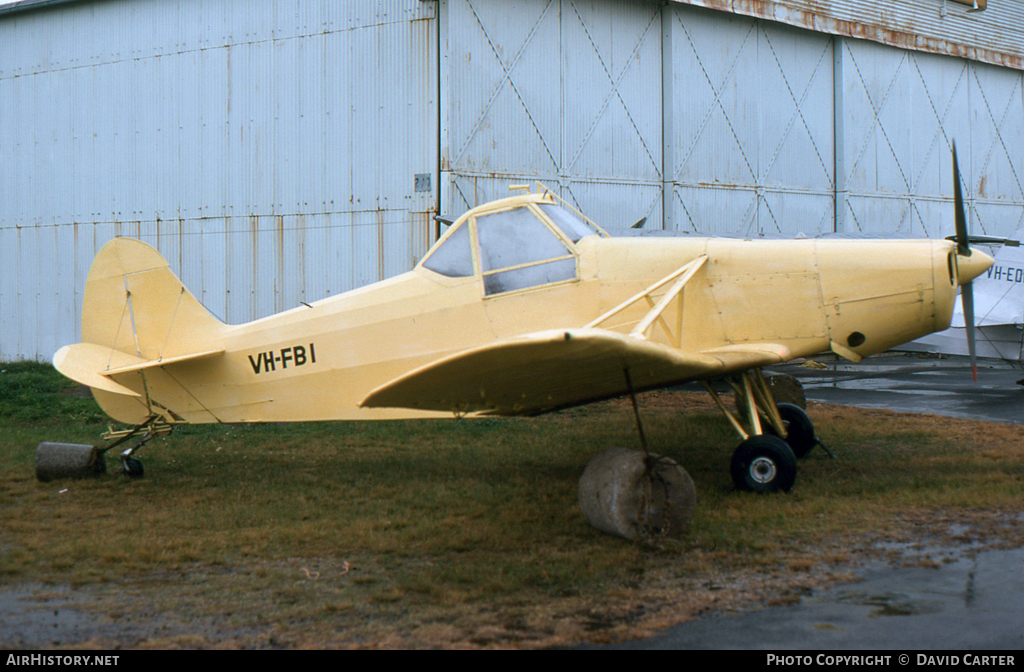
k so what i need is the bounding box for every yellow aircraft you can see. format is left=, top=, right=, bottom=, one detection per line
left=51, top=149, right=992, bottom=498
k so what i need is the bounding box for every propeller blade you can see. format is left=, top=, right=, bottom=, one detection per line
left=952, top=143, right=978, bottom=380
left=952, top=142, right=970, bottom=257
left=962, top=280, right=978, bottom=381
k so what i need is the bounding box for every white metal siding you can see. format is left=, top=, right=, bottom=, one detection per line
left=969, top=60, right=1024, bottom=237
left=0, top=0, right=438, bottom=360
left=4, top=0, right=1024, bottom=362
left=443, top=0, right=836, bottom=236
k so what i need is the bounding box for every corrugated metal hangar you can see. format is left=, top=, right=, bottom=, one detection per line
left=1, top=0, right=1023, bottom=360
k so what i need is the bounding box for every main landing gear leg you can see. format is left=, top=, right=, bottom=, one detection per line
left=703, top=369, right=822, bottom=493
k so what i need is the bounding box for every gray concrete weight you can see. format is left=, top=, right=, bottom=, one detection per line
left=578, top=447, right=696, bottom=541
left=35, top=443, right=106, bottom=482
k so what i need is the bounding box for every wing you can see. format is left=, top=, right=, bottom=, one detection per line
left=360, top=327, right=790, bottom=416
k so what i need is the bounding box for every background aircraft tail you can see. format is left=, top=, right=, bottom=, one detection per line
left=952, top=228, right=1024, bottom=328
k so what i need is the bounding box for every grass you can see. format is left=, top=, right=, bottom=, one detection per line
left=1, top=362, right=1023, bottom=648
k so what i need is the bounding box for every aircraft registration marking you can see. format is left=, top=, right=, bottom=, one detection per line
left=986, top=265, right=1024, bottom=284
left=247, top=343, right=317, bottom=375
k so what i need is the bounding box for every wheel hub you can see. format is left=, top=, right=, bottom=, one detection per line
left=749, top=457, right=776, bottom=484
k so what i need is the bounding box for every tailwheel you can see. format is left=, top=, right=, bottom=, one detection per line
left=765, top=402, right=816, bottom=458
left=102, top=415, right=174, bottom=479
left=730, top=435, right=797, bottom=493
left=121, top=457, right=145, bottom=478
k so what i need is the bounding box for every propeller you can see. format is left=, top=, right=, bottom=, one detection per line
left=952, top=142, right=978, bottom=381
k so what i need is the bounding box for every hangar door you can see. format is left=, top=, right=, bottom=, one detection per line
left=442, top=0, right=836, bottom=237
left=441, top=0, right=664, bottom=230
left=664, top=4, right=835, bottom=237
left=837, top=38, right=1024, bottom=239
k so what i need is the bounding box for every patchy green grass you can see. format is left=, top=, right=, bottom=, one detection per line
left=1, top=364, right=1022, bottom=648
left=0, top=361, right=107, bottom=425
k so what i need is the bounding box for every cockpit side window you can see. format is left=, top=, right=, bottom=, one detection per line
left=483, top=258, right=577, bottom=296
left=421, top=222, right=474, bottom=277
left=476, top=206, right=576, bottom=295
left=477, top=207, right=570, bottom=272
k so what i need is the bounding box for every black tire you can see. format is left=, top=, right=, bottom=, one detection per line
left=730, top=435, right=797, bottom=493
left=122, top=457, right=144, bottom=478
left=766, top=402, right=817, bottom=459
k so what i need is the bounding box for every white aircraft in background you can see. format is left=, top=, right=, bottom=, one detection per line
left=907, top=229, right=1024, bottom=364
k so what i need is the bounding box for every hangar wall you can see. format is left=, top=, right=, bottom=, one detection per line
left=0, top=0, right=438, bottom=360
left=442, top=0, right=1024, bottom=240
left=1, top=0, right=1023, bottom=360
left=836, top=37, right=1024, bottom=239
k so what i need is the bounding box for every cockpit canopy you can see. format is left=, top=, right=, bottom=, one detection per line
left=420, top=196, right=605, bottom=296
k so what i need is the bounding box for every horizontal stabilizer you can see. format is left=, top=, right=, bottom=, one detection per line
left=102, top=348, right=224, bottom=375
left=362, top=328, right=748, bottom=416
left=53, top=343, right=144, bottom=397
left=53, top=343, right=224, bottom=396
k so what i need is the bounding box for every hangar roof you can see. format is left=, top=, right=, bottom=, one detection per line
left=2, top=0, right=1022, bottom=70
left=669, top=0, right=1024, bottom=70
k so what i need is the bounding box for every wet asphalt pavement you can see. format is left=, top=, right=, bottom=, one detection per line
left=607, top=354, right=1024, bottom=651
left=779, top=353, right=1024, bottom=426
left=597, top=547, right=1024, bottom=650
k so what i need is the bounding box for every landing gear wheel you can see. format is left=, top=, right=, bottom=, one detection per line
left=730, top=435, right=797, bottom=493
left=766, top=403, right=817, bottom=458
left=122, top=457, right=144, bottom=478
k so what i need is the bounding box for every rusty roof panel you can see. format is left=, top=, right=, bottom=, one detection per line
left=673, top=0, right=1024, bottom=71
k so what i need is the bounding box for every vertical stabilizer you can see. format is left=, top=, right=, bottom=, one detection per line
left=81, top=238, right=224, bottom=360
left=53, top=238, right=226, bottom=424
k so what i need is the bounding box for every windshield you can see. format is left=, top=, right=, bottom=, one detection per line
left=420, top=202, right=587, bottom=294
left=538, top=203, right=603, bottom=242
left=421, top=223, right=474, bottom=277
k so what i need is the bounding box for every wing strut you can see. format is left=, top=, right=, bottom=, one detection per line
left=586, top=255, right=708, bottom=342
left=622, top=367, right=649, bottom=453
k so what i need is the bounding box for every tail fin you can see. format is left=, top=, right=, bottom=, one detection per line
left=80, top=237, right=224, bottom=359
left=53, top=238, right=226, bottom=423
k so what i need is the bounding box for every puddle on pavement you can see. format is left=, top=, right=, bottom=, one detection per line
left=835, top=591, right=944, bottom=617
left=591, top=545, right=1024, bottom=650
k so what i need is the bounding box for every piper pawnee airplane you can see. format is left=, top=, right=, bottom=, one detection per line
left=51, top=147, right=992, bottom=498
